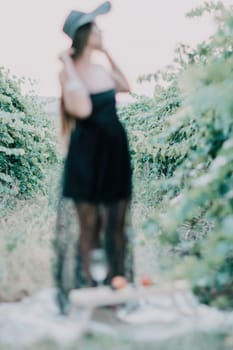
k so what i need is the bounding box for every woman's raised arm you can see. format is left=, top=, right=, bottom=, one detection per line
left=58, top=49, right=93, bottom=119
left=101, top=48, right=131, bottom=93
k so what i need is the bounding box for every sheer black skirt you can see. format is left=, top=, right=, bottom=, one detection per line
left=53, top=194, right=135, bottom=315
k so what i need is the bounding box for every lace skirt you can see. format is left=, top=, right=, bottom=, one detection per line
left=53, top=190, right=135, bottom=315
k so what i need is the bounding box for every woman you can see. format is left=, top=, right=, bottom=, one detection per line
left=54, top=1, right=135, bottom=314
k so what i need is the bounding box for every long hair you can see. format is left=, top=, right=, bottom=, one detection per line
left=60, top=22, right=93, bottom=138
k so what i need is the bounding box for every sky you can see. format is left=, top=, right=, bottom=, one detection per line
left=0, top=0, right=232, bottom=98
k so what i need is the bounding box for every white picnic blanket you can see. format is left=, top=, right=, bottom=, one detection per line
left=0, top=287, right=233, bottom=346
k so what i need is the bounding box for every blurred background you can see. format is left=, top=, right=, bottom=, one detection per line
left=1, top=1, right=233, bottom=348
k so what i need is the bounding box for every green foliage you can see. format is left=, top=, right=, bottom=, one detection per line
left=119, top=2, right=233, bottom=309
left=0, top=68, right=58, bottom=204
left=119, top=66, right=184, bottom=179
left=186, top=1, right=224, bottom=17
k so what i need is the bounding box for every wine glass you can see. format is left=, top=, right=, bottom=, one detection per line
left=89, top=248, right=108, bottom=287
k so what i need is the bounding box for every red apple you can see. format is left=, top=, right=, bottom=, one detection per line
left=111, top=276, right=128, bottom=289
left=141, top=276, right=154, bottom=286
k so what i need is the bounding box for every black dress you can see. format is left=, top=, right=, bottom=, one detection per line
left=53, top=88, right=135, bottom=315
left=62, top=88, right=132, bottom=203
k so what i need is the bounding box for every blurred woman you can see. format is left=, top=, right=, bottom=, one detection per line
left=54, top=1, right=134, bottom=314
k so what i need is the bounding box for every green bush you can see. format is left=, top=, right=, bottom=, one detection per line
left=0, top=68, right=58, bottom=203
left=119, top=1, right=233, bottom=309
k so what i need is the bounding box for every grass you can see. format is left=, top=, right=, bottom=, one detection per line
left=0, top=163, right=60, bottom=301
left=0, top=332, right=232, bottom=350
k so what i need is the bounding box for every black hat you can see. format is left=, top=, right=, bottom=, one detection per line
left=63, top=1, right=111, bottom=40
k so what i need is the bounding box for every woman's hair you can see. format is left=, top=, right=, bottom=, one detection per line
left=71, top=22, right=93, bottom=59
left=60, top=22, right=93, bottom=138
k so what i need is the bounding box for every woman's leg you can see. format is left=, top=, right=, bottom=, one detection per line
left=103, top=199, right=130, bottom=283
left=75, top=202, right=102, bottom=286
